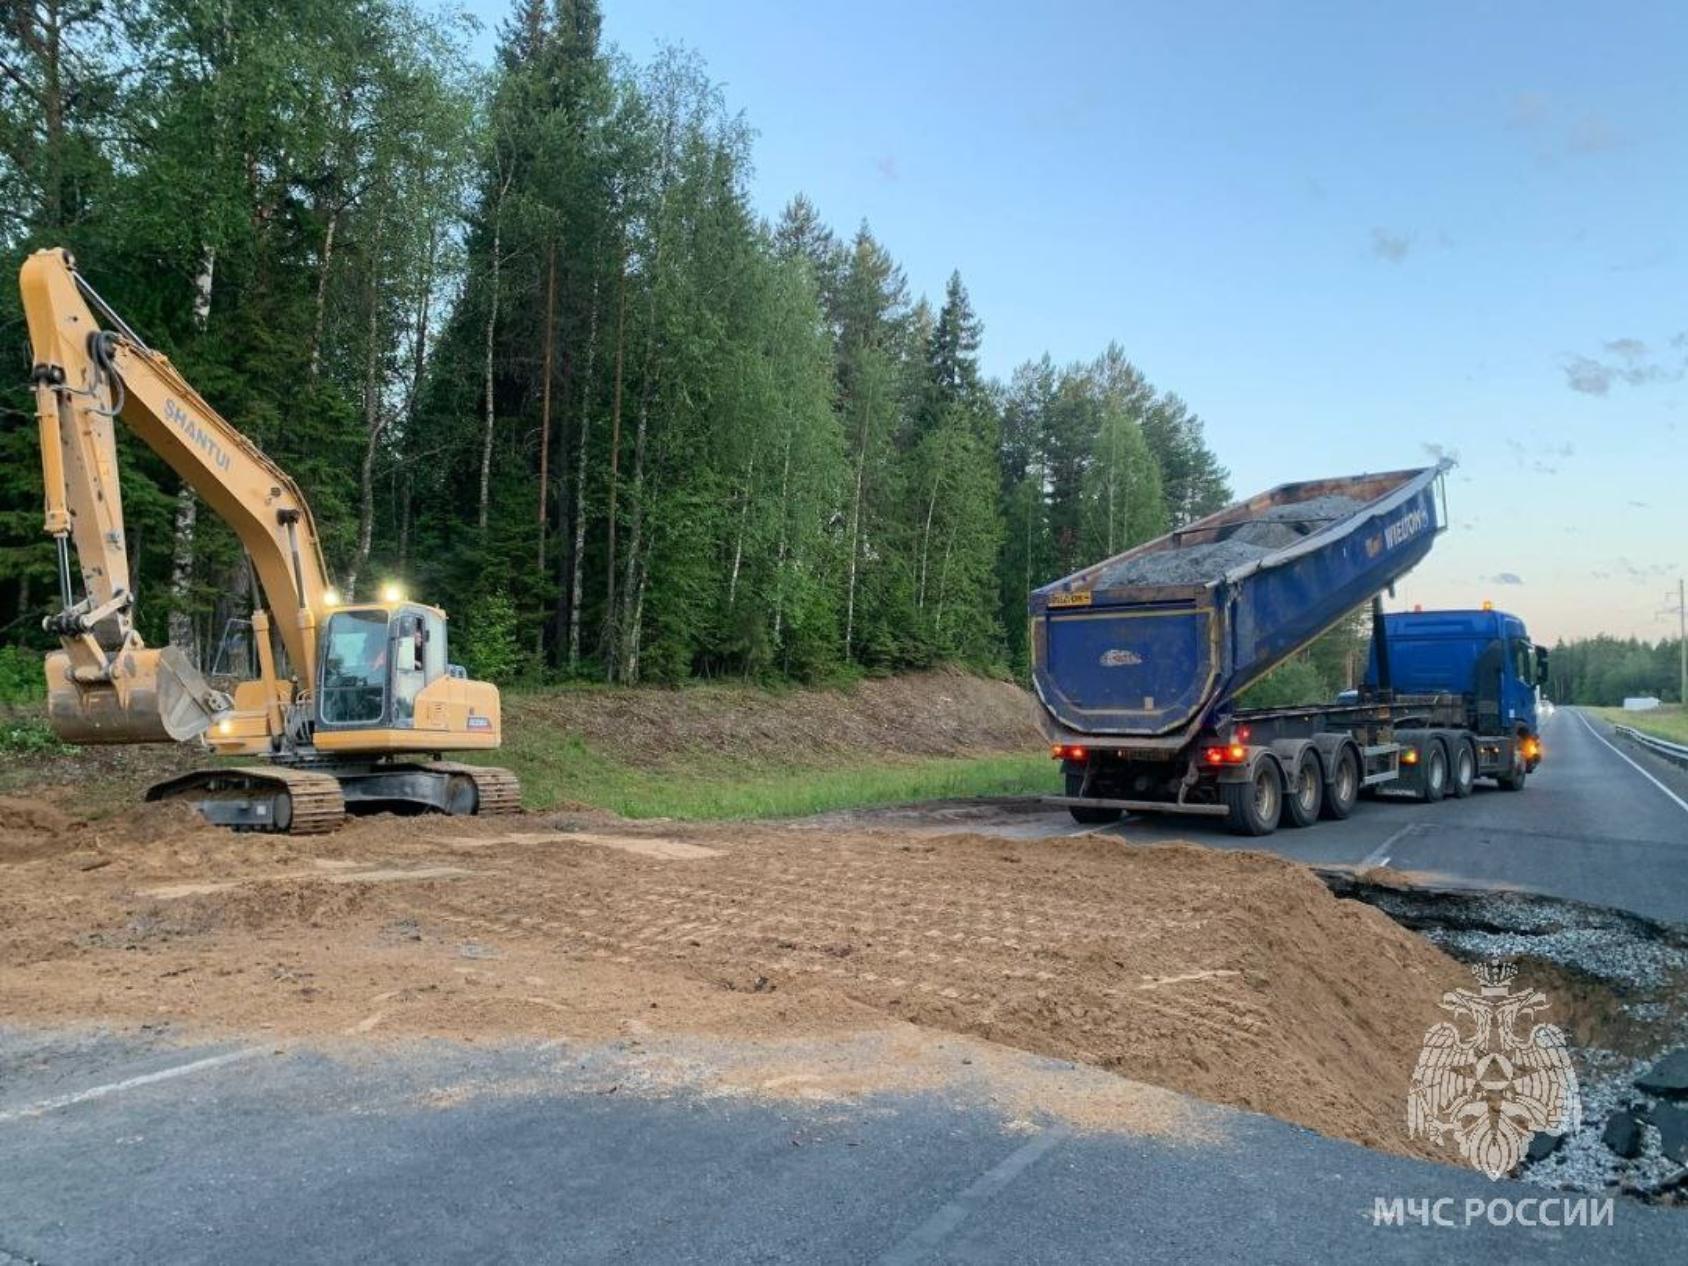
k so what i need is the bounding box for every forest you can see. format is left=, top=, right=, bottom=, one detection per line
left=0, top=0, right=1230, bottom=685
left=1546, top=635, right=1685, bottom=707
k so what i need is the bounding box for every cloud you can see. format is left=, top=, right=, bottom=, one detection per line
left=1628, top=499, right=1649, bottom=509
left=1567, top=113, right=1621, bottom=154
left=1563, top=356, right=1613, bottom=395
left=1505, top=92, right=1625, bottom=158
left=1369, top=228, right=1411, bottom=263
left=1420, top=441, right=1460, bottom=465
left=1607, top=557, right=1672, bottom=585
left=873, top=155, right=900, bottom=182
left=1507, top=91, right=1549, bottom=129
left=1501, top=437, right=1571, bottom=474
left=1561, top=334, right=1688, bottom=394
left=1489, top=572, right=1524, bottom=586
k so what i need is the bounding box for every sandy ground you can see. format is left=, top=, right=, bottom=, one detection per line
left=0, top=791, right=1469, bottom=1158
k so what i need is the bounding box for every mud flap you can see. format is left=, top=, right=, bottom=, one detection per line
left=45, top=644, right=230, bottom=744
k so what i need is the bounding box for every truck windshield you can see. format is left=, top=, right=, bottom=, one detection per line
left=319, top=610, right=389, bottom=725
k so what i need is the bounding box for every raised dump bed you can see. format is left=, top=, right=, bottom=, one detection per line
left=1031, top=463, right=1449, bottom=747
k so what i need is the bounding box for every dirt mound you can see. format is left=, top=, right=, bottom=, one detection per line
left=505, top=669, right=1040, bottom=768
left=1100, top=495, right=1363, bottom=587
left=0, top=804, right=1463, bottom=1156
left=0, top=795, right=79, bottom=861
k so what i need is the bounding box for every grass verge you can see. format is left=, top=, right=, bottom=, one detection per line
left=1588, top=704, right=1688, bottom=746
left=472, top=729, right=1059, bottom=820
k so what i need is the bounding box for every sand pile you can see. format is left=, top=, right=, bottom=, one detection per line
left=0, top=796, right=1465, bottom=1156
left=1101, top=494, right=1363, bottom=587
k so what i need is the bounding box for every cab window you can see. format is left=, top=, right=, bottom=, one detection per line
left=320, top=610, right=388, bottom=724
left=422, top=610, right=447, bottom=682
left=1511, top=638, right=1534, bottom=684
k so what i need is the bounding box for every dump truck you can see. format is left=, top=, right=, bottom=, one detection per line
left=1030, top=463, right=1548, bottom=835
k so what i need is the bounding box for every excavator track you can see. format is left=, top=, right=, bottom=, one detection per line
left=145, top=765, right=346, bottom=834
left=421, top=761, right=522, bottom=816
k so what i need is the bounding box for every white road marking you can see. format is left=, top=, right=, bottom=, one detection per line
left=1575, top=710, right=1688, bottom=818
left=1360, top=822, right=1420, bottom=870
left=878, top=1126, right=1070, bottom=1265
left=0, top=1048, right=266, bottom=1122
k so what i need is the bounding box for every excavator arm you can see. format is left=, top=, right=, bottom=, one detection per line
left=23, top=247, right=332, bottom=742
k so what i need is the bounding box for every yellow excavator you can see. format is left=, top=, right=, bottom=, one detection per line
left=23, top=247, right=518, bottom=832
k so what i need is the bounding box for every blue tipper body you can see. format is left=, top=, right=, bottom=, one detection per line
left=1029, top=463, right=1450, bottom=742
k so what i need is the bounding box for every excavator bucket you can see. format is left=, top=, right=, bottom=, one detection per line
left=45, top=645, right=230, bottom=744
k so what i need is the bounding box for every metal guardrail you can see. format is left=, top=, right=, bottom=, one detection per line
left=1614, top=724, right=1688, bottom=769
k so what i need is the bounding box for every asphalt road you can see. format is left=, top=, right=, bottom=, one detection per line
left=2, top=1027, right=1684, bottom=1265
left=936, top=707, right=1688, bottom=925
left=3, top=707, right=1686, bottom=1263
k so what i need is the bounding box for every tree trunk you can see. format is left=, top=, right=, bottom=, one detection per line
left=600, top=252, right=629, bottom=677
left=844, top=395, right=870, bottom=658
left=168, top=241, right=217, bottom=661
left=536, top=238, right=557, bottom=577
left=566, top=263, right=606, bottom=672
left=347, top=203, right=388, bottom=599
left=727, top=451, right=756, bottom=609
left=618, top=374, right=653, bottom=683
left=478, top=171, right=512, bottom=533
left=771, top=427, right=794, bottom=646
left=306, top=208, right=338, bottom=387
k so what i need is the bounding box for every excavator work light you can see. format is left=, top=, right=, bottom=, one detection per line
left=381, top=583, right=404, bottom=603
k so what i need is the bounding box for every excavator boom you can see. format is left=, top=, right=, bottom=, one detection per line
left=23, top=248, right=337, bottom=746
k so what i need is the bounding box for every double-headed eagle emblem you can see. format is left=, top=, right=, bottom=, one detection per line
left=1406, top=961, right=1581, bottom=1180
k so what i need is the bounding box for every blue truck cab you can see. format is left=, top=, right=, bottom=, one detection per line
left=1363, top=607, right=1547, bottom=766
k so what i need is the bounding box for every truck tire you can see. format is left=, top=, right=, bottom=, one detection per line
left=1420, top=739, right=1448, bottom=804
left=1283, top=750, right=1323, bottom=828
left=1223, top=760, right=1282, bottom=836
left=1064, top=771, right=1123, bottom=825
left=1496, top=747, right=1528, bottom=792
left=1451, top=740, right=1476, bottom=798
left=1320, top=745, right=1360, bottom=820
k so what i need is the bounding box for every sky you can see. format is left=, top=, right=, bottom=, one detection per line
left=463, top=0, right=1686, bottom=645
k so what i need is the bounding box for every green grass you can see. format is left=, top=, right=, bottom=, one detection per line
left=0, top=716, right=74, bottom=757
left=1589, top=704, right=1688, bottom=745
left=472, top=728, right=1059, bottom=820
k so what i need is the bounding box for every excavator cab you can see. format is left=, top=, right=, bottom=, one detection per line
left=315, top=604, right=448, bottom=731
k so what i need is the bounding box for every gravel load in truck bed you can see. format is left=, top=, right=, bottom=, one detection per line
left=1100, top=494, right=1364, bottom=587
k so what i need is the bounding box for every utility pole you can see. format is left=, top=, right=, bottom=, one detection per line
left=1679, top=579, right=1686, bottom=709
left=1664, top=581, right=1688, bottom=708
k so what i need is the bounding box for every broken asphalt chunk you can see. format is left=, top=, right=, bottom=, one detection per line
left=1635, top=1048, right=1688, bottom=1099
left=1602, top=1111, right=1644, bottom=1160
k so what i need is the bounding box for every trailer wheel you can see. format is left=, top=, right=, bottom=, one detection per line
left=1223, top=761, right=1282, bottom=836
left=1320, top=746, right=1360, bottom=820
left=1451, top=741, right=1476, bottom=798
left=1421, top=740, right=1448, bottom=804
left=1064, top=771, right=1123, bottom=825
left=1283, top=750, right=1323, bottom=828
left=1496, top=747, right=1528, bottom=792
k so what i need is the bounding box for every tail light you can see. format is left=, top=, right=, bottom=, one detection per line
left=1203, top=743, right=1248, bottom=765
left=1523, top=737, right=1542, bottom=760
left=1051, top=743, right=1089, bottom=761
left=1402, top=747, right=1419, bottom=765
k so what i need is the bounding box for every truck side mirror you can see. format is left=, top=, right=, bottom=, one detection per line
left=1534, top=646, right=1549, bottom=686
